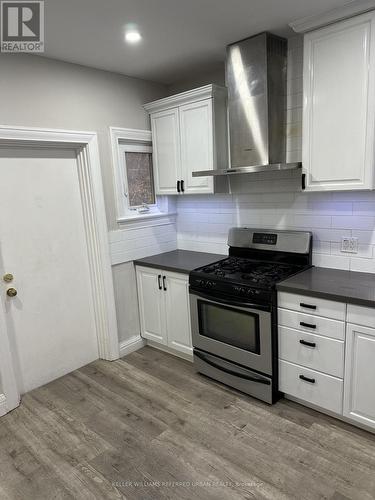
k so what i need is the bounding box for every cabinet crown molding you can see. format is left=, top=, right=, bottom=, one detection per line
left=290, top=0, right=375, bottom=33
left=144, top=84, right=227, bottom=113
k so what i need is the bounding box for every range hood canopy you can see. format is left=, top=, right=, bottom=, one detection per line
left=193, top=32, right=301, bottom=178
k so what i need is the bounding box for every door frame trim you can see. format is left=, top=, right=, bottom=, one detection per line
left=0, top=125, right=119, bottom=411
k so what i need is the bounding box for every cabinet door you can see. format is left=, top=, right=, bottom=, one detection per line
left=164, top=271, right=192, bottom=355
left=344, top=323, right=375, bottom=429
left=136, top=266, right=166, bottom=344
left=151, top=108, right=180, bottom=194
left=179, top=100, right=214, bottom=194
left=303, top=12, right=375, bottom=191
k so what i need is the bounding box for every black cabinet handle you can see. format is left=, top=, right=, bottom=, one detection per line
left=181, top=179, right=185, bottom=192
left=300, top=302, right=317, bottom=310
left=299, top=339, right=316, bottom=348
left=300, top=321, right=317, bottom=329
left=163, top=276, right=167, bottom=291
left=299, top=374, right=316, bottom=384
left=158, top=275, right=162, bottom=290
left=301, top=173, right=306, bottom=190
left=177, top=180, right=181, bottom=193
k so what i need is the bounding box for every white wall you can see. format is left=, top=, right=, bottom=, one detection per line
left=0, top=54, right=176, bottom=343
left=0, top=53, right=167, bottom=230
left=176, top=36, right=375, bottom=274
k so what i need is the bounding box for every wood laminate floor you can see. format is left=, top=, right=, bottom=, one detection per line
left=0, top=346, right=375, bottom=500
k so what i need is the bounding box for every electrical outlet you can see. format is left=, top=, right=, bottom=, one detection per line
left=341, top=237, right=358, bottom=254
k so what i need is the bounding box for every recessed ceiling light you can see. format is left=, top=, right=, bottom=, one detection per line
left=125, top=31, right=142, bottom=43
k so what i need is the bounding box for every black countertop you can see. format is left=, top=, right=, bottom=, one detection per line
left=134, top=250, right=225, bottom=274
left=277, top=266, right=375, bottom=308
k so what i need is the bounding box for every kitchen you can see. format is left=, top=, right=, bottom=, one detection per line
left=1, top=0, right=375, bottom=498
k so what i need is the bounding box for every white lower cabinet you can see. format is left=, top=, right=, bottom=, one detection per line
left=136, top=266, right=192, bottom=356
left=136, top=266, right=166, bottom=344
left=343, top=323, right=375, bottom=429
left=278, top=291, right=375, bottom=432
left=279, top=360, right=343, bottom=414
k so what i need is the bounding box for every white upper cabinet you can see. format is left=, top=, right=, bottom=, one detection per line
left=144, top=85, right=228, bottom=195
left=303, top=11, right=375, bottom=191
left=150, top=108, right=181, bottom=194
left=179, top=100, right=213, bottom=194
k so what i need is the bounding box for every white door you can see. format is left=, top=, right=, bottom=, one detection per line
left=344, top=323, right=375, bottom=429
left=303, top=11, right=375, bottom=191
left=164, top=271, right=192, bottom=355
left=179, top=99, right=214, bottom=194
left=0, top=146, right=99, bottom=395
left=151, top=108, right=180, bottom=194
left=136, top=266, right=166, bottom=344
left=0, top=259, right=19, bottom=415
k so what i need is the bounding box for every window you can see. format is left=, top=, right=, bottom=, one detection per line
left=120, top=144, right=155, bottom=213
left=111, top=127, right=173, bottom=223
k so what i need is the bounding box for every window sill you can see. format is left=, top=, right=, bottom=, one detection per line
left=117, top=212, right=177, bottom=228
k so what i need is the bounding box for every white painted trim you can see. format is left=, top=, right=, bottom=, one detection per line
left=143, top=84, right=227, bottom=113
left=110, top=127, right=152, bottom=222
left=0, top=394, right=8, bottom=417
left=116, top=212, right=177, bottom=227
left=109, top=126, right=174, bottom=223
left=290, top=0, right=375, bottom=32
left=146, top=340, right=193, bottom=362
left=0, top=125, right=119, bottom=372
left=119, top=335, right=146, bottom=357
left=285, top=395, right=375, bottom=434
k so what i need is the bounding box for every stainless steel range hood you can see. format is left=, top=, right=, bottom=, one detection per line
left=193, top=32, right=301, bottom=178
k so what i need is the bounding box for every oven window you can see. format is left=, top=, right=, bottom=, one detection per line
left=198, top=301, right=260, bottom=354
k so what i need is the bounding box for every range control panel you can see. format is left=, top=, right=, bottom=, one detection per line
left=252, top=233, right=278, bottom=245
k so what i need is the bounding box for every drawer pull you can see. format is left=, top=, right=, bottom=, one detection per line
left=300, top=302, right=317, bottom=310
left=299, top=374, right=316, bottom=384
left=299, top=339, right=316, bottom=348
left=300, top=321, right=316, bottom=329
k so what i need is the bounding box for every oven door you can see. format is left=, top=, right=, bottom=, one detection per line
left=190, top=290, right=272, bottom=375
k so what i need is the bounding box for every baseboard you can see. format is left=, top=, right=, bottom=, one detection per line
left=0, top=394, right=8, bottom=417
left=284, top=395, right=375, bottom=434
left=146, top=340, right=193, bottom=362
left=119, top=335, right=146, bottom=357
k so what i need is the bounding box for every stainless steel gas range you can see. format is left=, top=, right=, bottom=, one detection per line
left=189, top=228, right=312, bottom=404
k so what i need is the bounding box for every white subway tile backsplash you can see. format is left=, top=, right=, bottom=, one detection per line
left=312, top=253, right=350, bottom=270
left=332, top=216, right=375, bottom=230
left=176, top=191, right=375, bottom=273
left=349, top=257, right=375, bottom=273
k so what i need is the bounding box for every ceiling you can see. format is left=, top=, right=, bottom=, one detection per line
left=42, top=0, right=352, bottom=84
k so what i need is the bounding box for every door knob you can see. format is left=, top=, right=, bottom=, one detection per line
left=6, top=288, right=17, bottom=297
left=3, top=273, right=13, bottom=283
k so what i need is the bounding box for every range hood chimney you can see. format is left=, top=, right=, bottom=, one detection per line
left=193, top=32, right=301, bottom=177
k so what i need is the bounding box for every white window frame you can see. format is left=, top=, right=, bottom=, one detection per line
left=119, top=143, right=156, bottom=215
left=110, top=127, right=173, bottom=224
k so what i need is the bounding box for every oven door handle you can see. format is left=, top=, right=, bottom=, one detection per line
left=190, top=289, right=271, bottom=311
left=194, top=351, right=271, bottom=385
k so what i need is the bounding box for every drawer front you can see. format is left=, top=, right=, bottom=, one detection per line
left=278, top=326, right=345, bottom=378
left=278, top=292, right=346, bottom=320
left=347, top=304, right=375, bottom=328
left=279, top=360, right=343, bottom=414
left=278, top=308, right=345, bottom=341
